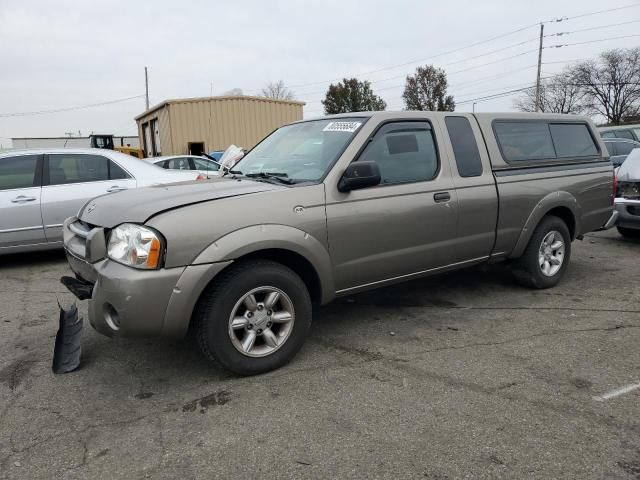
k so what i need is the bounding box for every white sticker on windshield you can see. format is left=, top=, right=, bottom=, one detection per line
left=323, top=121, right=362, bottom=133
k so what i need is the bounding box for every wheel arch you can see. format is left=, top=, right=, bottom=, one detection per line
left=509, top=192, right=580, bottom=259
left=193, top=224, right=335, bottom=305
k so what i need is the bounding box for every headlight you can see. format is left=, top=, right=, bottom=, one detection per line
left=107, top=223, right=163, bottom=269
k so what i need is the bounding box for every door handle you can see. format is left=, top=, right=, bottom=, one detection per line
left=11, top=195, right=37, bottom=203
left=433, top=192, right=451, bottom=203
left=106, top=186, right=127, bottom=193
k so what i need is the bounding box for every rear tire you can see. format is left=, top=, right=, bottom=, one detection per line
left=512, top=215, right=571, bottom=289
left=194, top=259, right=312, bottom=376
left=617, top=226, right=640, bottom=238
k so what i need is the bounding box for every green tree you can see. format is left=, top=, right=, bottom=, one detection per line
left=322, top=78, right=387, bottom=114
left=402, top=65, right=455, bottom=111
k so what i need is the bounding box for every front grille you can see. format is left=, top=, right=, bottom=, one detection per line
left=66, top=220, right=89, bottom=259
left=65, top=219, right=103, bottom=261
left=69, top=221, right=91, bottom=239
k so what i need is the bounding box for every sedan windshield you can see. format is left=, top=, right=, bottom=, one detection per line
left=232, top=118, right=366, bottom=183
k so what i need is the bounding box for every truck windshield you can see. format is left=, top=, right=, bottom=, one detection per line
left=233, top=118, right=366, bottom=183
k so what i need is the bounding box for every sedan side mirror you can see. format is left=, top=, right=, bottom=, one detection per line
left=338, top=161, right=381, bottom=192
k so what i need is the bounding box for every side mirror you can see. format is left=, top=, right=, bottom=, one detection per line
left=338, top=161, right=381, bottom=192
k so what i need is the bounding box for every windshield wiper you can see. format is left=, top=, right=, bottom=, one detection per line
left=245, top=172, right=295, bottom=184
left=221, top=168, right=242, bottom=178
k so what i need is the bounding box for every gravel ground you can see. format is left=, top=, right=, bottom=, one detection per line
left=0, top=229, right=639, bottom=479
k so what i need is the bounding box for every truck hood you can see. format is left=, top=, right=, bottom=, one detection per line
left=78, top=178, right=284, bottom=228
left=617, top=150, right=640, bottom=181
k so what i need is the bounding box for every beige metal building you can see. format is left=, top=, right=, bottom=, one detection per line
left=134, top=95, right=304, bottom=157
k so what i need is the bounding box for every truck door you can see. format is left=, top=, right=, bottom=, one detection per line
left=325, top=118, right=459, bottom=293
left=0, top=154, right=45, bottom=249
left=442, top=114, right=498, bottom=262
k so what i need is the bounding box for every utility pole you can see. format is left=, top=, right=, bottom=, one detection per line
left=144, top=67, right=150, bottom=110
left=534, top=23, right=544, bottom=112
left=473, top=102, right=477, bottom=113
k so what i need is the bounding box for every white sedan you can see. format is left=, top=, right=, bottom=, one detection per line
left=0, top=148, right=201, bottom=255
left=145, top=155, right=221, bottom=178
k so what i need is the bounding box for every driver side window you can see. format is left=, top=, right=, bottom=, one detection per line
left=359, top=121, right=439, bottom=185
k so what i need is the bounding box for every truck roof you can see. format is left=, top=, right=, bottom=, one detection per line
left=302, top=111, right=593, bottom=123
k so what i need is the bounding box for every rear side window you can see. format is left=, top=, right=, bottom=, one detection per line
left=360, top=121, right=438, bottom=184
left=109, top=161, right=131, bottom=180
left=494, top=122, right=556, bottom=162
left=445, top=116, right=483, bottom=177
left=600, top=131, right=616, bottom=138
left=615, top=141, right=637, bottom=156
left=47, top=154, right=109, bottom=185
left=495, top=121, right=599, bottom=163
left=192, top=158, right=220, bottom=171
left=615, top=129, right=634, bottom=140
left=0, top=155, right=38, bottom=190
left=167, top=158, right=192, bottom=170
left=605, top=142, right=618, bottom=156
left=549, top=124, right=598, bottom=158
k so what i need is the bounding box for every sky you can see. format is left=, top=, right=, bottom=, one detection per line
left=1, top=0, right=639, bottom=147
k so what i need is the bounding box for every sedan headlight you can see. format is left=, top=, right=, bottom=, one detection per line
left=107, top=223, right=163, bottom=269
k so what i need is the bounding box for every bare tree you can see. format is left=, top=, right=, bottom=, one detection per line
left=261, top=80, right=295, bottom=100
left=572, top=48, right=640, bottom=124
left=513, top=70, right=585, bottom=114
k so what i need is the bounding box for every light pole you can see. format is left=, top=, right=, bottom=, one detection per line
left=473, top=102, right=477, bottom=113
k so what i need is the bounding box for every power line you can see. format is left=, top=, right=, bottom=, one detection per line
left=545, top=19, right=640, bottom=37
left=456, top=86, right=535, bottom=105
left=260, top=3, right=640, bottom=95
left=554, top=2, right=640, bottom=23
left=248, top=23, right=543, bottom=93
left=546, top=33, right=640, bottom=49
left=0, top=94, right=145, bottom=118
left=301, top=48, right=539, bottom=101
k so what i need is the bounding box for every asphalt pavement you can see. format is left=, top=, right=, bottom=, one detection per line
left=0, top=229, right=639, bottom=479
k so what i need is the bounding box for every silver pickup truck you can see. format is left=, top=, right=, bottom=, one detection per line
left=62, top=112, right=616, bottom=375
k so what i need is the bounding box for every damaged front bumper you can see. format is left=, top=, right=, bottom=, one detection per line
left=63, top=246, right=186, bottom=337
left=615, top=198, right=640, bottom=230
left=62, top=217, right=185, bottom=338
left=61, top=217, right=231, bottom=339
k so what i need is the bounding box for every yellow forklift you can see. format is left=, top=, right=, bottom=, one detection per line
left=89, top=134, right=144, bottom=159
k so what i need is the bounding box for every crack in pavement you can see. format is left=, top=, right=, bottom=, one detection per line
left=308, top=325, right=640, bottom=435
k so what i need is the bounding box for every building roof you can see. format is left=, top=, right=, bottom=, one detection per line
left=11, top=135, right=137, bottom=140
left=134, top=95, right=306, bottom=121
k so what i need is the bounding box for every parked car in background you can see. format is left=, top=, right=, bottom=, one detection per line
left=62, top=112, right=615, bottom=375
left=207, top=151, right=225, bottom=162
left=614, top=148, right=640, bottom=238
left=603, top=138, right=640, bottom=167
left=146, top=155, right=221, bottom=178
left=0, top=148, right=201, bottom=255
left=599, top=124, right=640, bottom=141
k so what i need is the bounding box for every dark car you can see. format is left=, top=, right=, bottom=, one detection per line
left=599, top=124, right=640, bottom=142
left=603, top=138, right=640, bottom=167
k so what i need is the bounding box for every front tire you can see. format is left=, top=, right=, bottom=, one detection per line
left=194, top=260, right=312, bottom=375
left=512, top=215, right=571, bottom=289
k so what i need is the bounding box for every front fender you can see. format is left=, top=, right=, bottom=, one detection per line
left=509, top=191, right=581, bottom=259
left=193, top=224, right=335, bottom=304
